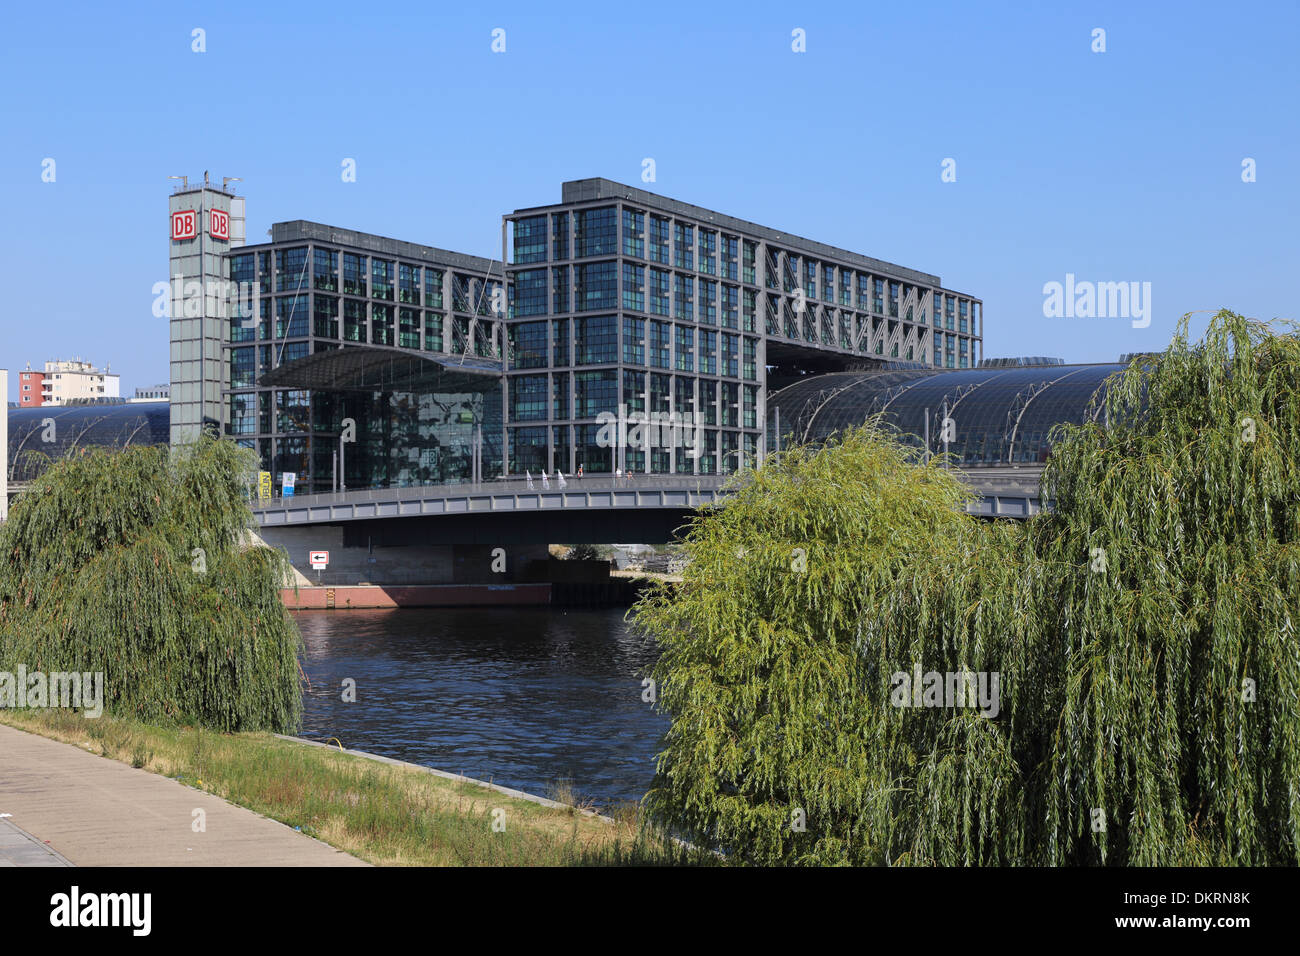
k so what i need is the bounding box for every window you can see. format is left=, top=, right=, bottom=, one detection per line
left=552, top=266, right=569, bottom=314
left=371, top=259, right=394, bottom=301
left=623, top=369, right=645, bottom=413
left=574, top=369, right=618, bottom=418
left=313, top=249, right=338, bottom=292
left=510, top=375, right=548, bottom=421
left=425, top=268, right=443, bottom=308
left=343, top=254, right=367, bottom=296
left=699, top=330, right=717, bottom=375
left=314, top=295, right=338, bottom=339
left=721, top=285, right=739, bottom=329
left=722, top=235, right=739, bottom=280
left=370, top=303, right=393, bottom=345
left=649, top=216, right=670, bottom=264
left=511, top=320, right=548, bottom=368
left=622, top=263, right=645, bottom=313
left=551, top=212, right=569, bottom=260
left=515, top=268, right=548, bottom=316
left=575, top=207, right=617, bottom=257
left=675, top=325, right=694, bottom=372
left=673, top=223, right=694, bottom=269
left=344, top=300, right=366, bottom=342
left=698, top=229, right=717, bottom=275
left=424, top=312, right=444, bottom=352
left=622, top=208, right=645, bottom=258
left=552, top=371, right=570, bottom=419
left=649, top=268, right=670, bottom=316
left=514, top=215, right=547, bottom=263
left=722, top=332, right=739, bottom=378
left=552, top=318, right=570, bottom=366
left=623, top=317, right=645, bottom=365
left=574, top=315, right=616, bottom=365
left=743, top=337, right=757, bottom=380
left=398, top=307, right=420, bottom=348
left=398, top=263, right=420, bottom=303
left=276, top=247, right=308, bottom=293
left=674, top=274, right=694, bottom=321
left=575, top=261, right=617, bottom=312
left=275, top=295, right=308, bottom=338
left=699, top=279, right=717, bottom=325
left=649, top=321, right=670, bottom=369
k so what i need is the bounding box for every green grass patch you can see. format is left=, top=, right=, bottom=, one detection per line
left=0, top=709, right=711, bottom=867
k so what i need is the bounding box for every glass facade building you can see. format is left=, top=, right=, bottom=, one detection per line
left=168, top=177, right=984, bottom=493
left=503, top=179, right=983, bottom=476
left=214, top=222, right=505, bottom=495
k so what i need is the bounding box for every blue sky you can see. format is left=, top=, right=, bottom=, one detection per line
left=2, top=0, right=1297, bottom=400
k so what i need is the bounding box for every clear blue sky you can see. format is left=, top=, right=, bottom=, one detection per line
left=2, top=0, right=1297, bottom=400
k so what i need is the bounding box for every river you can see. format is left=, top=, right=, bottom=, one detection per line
left=295, top=606, right=667, bottom=810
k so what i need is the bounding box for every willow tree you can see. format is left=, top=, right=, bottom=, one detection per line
left=633, top=310, right=1300, bottom=865
left=0, top=436, right=302, bottom=732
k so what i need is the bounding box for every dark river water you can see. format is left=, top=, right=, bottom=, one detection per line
left=295, top=607, right=667, bottom=809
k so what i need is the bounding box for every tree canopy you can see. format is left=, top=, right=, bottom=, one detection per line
left=633, top=310, right=1300, bottom=865
left=0, top=436, right=301, bottom=732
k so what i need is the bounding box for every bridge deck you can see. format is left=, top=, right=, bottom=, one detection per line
left=246, top=465, right=1048, bottom=526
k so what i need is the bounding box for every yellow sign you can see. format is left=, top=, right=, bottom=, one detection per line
left=257, top=471, right=272, bottom=500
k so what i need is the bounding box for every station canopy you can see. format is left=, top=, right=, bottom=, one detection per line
left=257, top=344, right=502, bottom=394
left=6, top=401, right=170, bottom=482
left=768, top=362, right=1127, bottom=467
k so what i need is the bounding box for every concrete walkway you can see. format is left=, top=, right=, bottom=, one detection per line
left=0, top=724, right=366, bottom=866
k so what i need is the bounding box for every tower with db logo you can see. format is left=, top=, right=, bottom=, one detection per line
left=167, top=172, right=246, bottom=445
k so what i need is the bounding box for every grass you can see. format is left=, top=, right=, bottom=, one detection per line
left=0, top=709, right=711, bottom=866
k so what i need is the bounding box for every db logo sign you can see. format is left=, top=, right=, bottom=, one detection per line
left=171, top=209, right=197, bottom=240
left=209, top=209, right=230, bottom=241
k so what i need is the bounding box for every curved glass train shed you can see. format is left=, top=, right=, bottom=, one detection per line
left=6, top=401, right=170, bottom=483
left=768, top=363, right=1126, bottom=467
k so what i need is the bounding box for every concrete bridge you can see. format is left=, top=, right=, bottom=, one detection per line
left=248, top=464, right=1048, bottom=540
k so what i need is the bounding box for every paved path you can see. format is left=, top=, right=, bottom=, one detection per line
left=0, top=724, right=367, bottom=866
left=0, top=818, right=72, bottom=866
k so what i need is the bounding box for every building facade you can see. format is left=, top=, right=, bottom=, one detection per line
left=218, top=222, right=506, bottom=495
left=502, top=179, right=982, bottom=476
left=167, top=176, right=982, bottom=494
left=132, top=384, right=170, bottom=401
left=18, top=360, right=119, bottom=407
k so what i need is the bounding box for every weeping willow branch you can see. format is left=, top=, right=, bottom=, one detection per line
left=632, top=310, right=1300, bottom=866
left=0, top=436, right=302, bottom=733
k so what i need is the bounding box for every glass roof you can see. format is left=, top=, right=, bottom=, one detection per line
left=6, top=402, right=170, bottom=482
left=769, top=364, right=1125, bottom=467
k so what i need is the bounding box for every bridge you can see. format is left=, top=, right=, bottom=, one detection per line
left=247, top=465, right=1047, bottom=538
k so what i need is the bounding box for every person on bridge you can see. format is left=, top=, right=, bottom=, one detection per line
left=577, top=464, right=584, bottom=480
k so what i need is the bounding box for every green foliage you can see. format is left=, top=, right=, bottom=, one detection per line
left=633, top=310, right=1300, bottom=866
left=0, top=437, right=302, bottom=733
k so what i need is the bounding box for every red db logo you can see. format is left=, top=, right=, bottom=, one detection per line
left=171, top=209, right=197, bottom=240
left=210, top=209, right=230, bottom=241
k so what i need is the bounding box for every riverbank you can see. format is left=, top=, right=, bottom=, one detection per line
left=0, top=710, right=704, bottom=866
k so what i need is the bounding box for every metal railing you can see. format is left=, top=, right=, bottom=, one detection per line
left=250, top=473, right=734, bottom=511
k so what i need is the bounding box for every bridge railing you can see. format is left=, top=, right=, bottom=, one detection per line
left=250, top=473, right=734, bottom=511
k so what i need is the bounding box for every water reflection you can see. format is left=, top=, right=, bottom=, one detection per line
left=295, top=606, right=666, bottom=809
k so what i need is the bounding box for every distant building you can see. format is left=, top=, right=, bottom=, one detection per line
left=132, top=384, right=170, bottom=402
left=19, top=360, right=119, bottom=407
left=17, top=365, right=43, bottom=407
